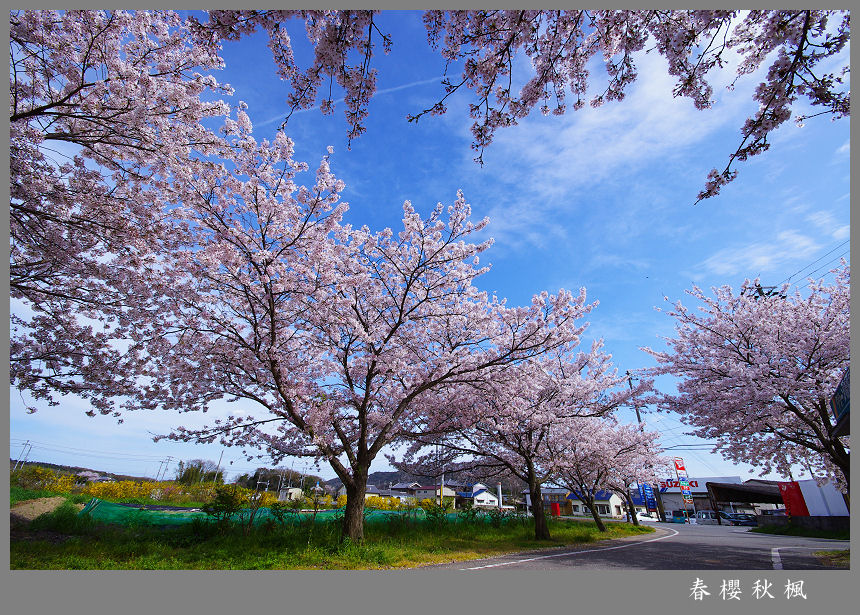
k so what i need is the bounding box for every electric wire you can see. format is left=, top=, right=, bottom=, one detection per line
left=776, top=239, right=849, bottom=287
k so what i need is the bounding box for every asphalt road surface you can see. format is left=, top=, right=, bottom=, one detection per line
left=426, top=521, right=849, bottom=571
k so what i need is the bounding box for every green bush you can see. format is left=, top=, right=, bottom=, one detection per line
left=456, top=500, right=479, bottom=524
left=485, top=507, right=513, bottom=528
left=202, top=484, right=248, bottom=531
left=29, top=501, right=96, bottom=535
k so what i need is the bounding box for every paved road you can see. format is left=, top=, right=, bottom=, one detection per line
left=427, top=521, right=849, bottom=571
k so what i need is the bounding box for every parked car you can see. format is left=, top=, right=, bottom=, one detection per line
left=728, top=513, right=758, bottom=526
left=694, top=510, right=720, bottom=525
left=636, top=511, right=657, bottom=522
left=760, top=509, right=786, bottom=516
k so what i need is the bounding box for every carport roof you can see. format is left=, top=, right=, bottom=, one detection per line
left=705, top=481, right=784, bottom=504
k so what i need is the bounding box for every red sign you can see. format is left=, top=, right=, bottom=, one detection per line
left=778, top=481, right=810, bottom=517
left=673, top=457, right=686, bottom=472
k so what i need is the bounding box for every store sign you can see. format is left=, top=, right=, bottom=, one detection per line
left=673, top=457, right=687, bottom=473
left=659, top=479, right=700, bottom=489
left=642, top=483, right=657, bottom=510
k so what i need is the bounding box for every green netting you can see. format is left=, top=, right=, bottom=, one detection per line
left=76, top=498, right=440, bottom=527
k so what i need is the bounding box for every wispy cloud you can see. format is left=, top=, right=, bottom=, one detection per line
left=695, top=229, right=820, bottom=279
left=805, top=210, right=850, bottom=241
left=255, top=76, right=445, bottom=128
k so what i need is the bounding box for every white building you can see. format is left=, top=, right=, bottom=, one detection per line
left=795, top=479, right=850, bottom=516
left=456, top=483, right=499, bottom=508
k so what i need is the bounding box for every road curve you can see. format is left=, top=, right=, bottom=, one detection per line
left=423, top=522, right=848, bottom=571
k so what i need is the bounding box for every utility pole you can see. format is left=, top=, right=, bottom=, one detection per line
left=13, top=440, right=31, bottom=471
left=627, top=371, right=667, bottom=522
left=18, top=442, right=32, bottom=470
left=214, top=450, right=224, bottom=484
left=626, top=371, right=644, bottom=520
left=155, top=456, right=173, bottom=482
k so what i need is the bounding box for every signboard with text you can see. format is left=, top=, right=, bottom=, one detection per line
left=642, top=483, right=657, bottom=511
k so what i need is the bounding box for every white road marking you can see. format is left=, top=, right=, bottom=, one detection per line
left=772, top=545, right=845, bottom=570
left=460, top=528, right=681, bottom=570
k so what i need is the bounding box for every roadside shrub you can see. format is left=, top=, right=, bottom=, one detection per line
left=202, top=484, right=248, bottom=531
left=424, top=502, right=451, bottom=528
left=336, top=494, right=348, bottom=508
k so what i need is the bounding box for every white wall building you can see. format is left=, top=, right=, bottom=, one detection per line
left=797, top=479, right=850, bottom=516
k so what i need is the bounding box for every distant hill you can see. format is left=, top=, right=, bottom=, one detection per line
left=324, top=471, right=418, bottom=491
left=324, top=470, right=527, bottom=493
left=9, top=459, right=151, bottom=482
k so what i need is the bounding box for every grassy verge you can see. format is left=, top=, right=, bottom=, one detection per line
left=750, top=524, right=850, bottom=541
left=10, top=513, right=654, bottom=570
left=813, top=550, right=849, bottom=568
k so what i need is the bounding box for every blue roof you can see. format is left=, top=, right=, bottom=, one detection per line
left=566, top=490, right=615, bottom=501
left=630, top=493, right=646, bottom=506
left=456, top=488, right=489, bottom=498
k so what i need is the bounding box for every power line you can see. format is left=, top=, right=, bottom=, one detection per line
left=776, top=239, right=849, bottom=287
left=796, top=251, right=849, bottom=285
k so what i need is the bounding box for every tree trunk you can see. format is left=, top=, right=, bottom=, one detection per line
left=583, top=495, right=607, bottom=532
left=341, top=471, right=368, bottom=542
left=528, top=475, right=551, bottom=540
left=836, top=456, right=849, bottom=495
left=624, top=491, right=640, bottom=526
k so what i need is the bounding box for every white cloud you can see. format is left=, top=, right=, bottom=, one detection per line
left=806, top=210, right=850, bottom=240
left=696, top=230, right=820, bottom=278
left=832, top=225, right=850, bottom=240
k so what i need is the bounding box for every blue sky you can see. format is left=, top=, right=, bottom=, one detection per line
left=10, top=11, right=850, bottom=484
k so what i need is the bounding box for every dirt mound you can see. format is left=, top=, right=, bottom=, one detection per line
left=10, top=496, right=84, bottom=524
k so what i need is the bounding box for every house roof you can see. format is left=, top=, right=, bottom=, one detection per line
left=391, top=482, right=420, bottom=490
left=567, top=490, right=615, bottom=502
left=456, top=488, right=494, bottom=498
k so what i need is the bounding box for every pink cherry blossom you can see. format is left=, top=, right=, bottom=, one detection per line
left=644, top=262, right=850, bottom=493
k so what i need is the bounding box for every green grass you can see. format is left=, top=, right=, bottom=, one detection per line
left=10, top=513, right=654, bottom=570
left=813, top=550, right=849, bottom=568
left=11, top=485, right=64, bottom=506
left=750, top=524, right=850, bottom=541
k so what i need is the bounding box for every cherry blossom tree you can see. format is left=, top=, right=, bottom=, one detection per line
left=601, top=425, right=671, bottom=527
left=644, top=263, right=850, bottom=492
left=10, top=9, right=850, bottom=412
left=10, top=10, right=233, bottom=415
left=394, top=343, right=648, bottom=540
left=138, top=131, right=591, bottom=540
left=553, top=419, right=666, bottom=532
left=194, top=9, right=849, bottom=201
